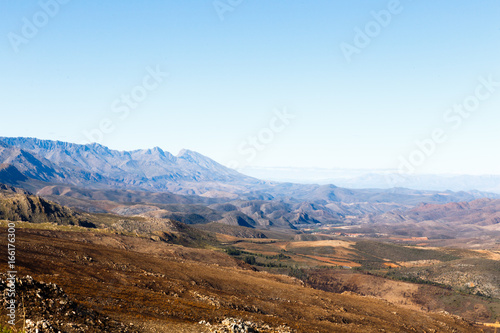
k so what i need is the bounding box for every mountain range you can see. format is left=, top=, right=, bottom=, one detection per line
left=327, top=173, right=500, bottom=194
left=0, top=137, right=259, bottom=193
left=1, top=137, right=499, bottom=229
left=243, top=167, right=500, bottom=194
left=345, top=197, right=500, bottom=244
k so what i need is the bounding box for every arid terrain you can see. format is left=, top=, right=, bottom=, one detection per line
left=0, top=226, right=489, bottom=332
left=3, top=0, right=500, bottom=329
left=1, top=139, right=500, bottom=332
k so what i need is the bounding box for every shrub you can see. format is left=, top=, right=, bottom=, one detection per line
left=244, top=256, right=256, bottom=265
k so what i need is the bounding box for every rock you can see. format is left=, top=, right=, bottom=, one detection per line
left=0, top=274, right=139, bottom=333
left=205, top=317, right=294, bottom=333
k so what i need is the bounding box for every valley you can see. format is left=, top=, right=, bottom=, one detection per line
left=0, top=224, right=493, bottom=332
left=4, top=1, right=499, bottom=331
left=1, top=138, right=500, bottom=332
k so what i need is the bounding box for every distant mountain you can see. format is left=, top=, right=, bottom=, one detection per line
left=0, top=137, right=261, bottom=195
left=37, top=184, right=218, bottom=206
left=349, top=198, right=500, bottom=241
left=324, top=173, right=500, bottom=194
left=0, top=163, right=28, bottom=185
left=1, top=137, right=499, bottom=229
left=399, top=199, right=500, bottom=226
left=356, top=198, right=500, bottom=226
left=262, top=182, right=499, bottom=209
left=243, top=166, right=500, bottom=194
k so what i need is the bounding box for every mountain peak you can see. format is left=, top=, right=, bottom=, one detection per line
left=130, top=146, right=176, bottom=163
left=177, top=149, right=201, bottom=158
left=0, top=137, right=253, bottom=190
left=177, top=149, right=218, bottom=166
left=138, top=146, right=165, bottom=155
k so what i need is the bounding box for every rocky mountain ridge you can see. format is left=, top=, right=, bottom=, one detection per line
left=1, top=137, right=499, bottom=229
left=0, top=137, right=261, bottom=194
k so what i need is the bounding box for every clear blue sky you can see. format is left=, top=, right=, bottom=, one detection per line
left=1, top=1, right=499, bottom=175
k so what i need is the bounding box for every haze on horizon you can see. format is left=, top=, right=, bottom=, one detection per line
left=1, top=1, right=499, bottom=176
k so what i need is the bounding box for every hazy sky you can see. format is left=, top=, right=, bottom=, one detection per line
left=1, top=1, right=499, bottom=175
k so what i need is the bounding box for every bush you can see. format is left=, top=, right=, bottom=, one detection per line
left=289, top=266, right=308, bottom=281
left=226, top=248, right=241, bottom=256
left=244, top=255, right=256, bottom=265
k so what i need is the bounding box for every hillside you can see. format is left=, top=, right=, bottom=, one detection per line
left=0, top=274, right=138, bottom=332
left=346, top=198, right=500, bottom=243
left=0, top=184, right=222, bottom=249
left=407, top=199, right=500, bottom=226
left=0, top=184, right=94, bottom=227
left=0, top=227, right=482, bottom=332
left=0, top=163, right=27, bottom=185
left=0, top=187, right=497, bottom=331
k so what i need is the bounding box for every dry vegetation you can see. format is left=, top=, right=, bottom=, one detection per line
left=0, top=226, right=485, bottom=332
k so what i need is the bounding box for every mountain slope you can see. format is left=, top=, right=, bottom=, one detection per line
left=0, top=227, right=483, bottom=332
left=0, top=163, right=27, bottom=185
left=349, top=198, right=500, bottom=243
left=407, top=199, right=500, bottom=226
left=359, top=198, right=500, bottom=227
left=0, top=137, right=259, bottom=190
left=0, top=184, right=94, bottom=227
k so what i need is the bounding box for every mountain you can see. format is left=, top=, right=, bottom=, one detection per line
left=357, top=198, right=500, bottom=227
left=0, top=163, right=28, bottom=185
left=244, top=166, right=500, bottom=194
left=396, top=198, right=500, bottom=226
left=0, top=141, right=66, bottom=182
left=262, top=182, right=498, bottom=211
left=0, top=183, right=95, bottom=227
left=349, top=198, right=500, bottom=243
left=324, top=173, right=500, bottom=194
left=0, top=137, right=262, bottom=195
left=2, top=137, right=499, bottom=229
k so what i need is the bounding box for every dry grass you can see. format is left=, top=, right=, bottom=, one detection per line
left=0, top=227, right=482, bottom=333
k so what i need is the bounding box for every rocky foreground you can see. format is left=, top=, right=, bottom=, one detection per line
left=0, top=274, right=138, bottom=333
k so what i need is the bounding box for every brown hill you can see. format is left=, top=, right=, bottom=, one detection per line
left=350, top=198, right=500, bottom=243
left=0, top=227, right=481, bottom=332
left=408, top=198, right=500, bottom=226
left=0, top=186, right=95, bottom=227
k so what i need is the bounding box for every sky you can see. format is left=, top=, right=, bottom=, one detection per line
left=1, top=0, right=499, bottom=176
